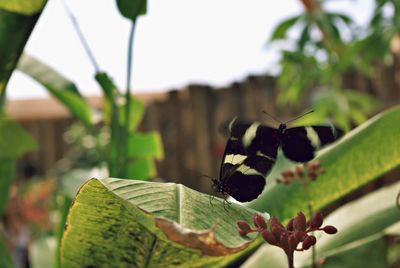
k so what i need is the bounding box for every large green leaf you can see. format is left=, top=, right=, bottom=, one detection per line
left=17, top=54, right=93, bottom=127
left=116, top=0, right=147, bottom=21
left=0, top=2, right=46, bottom=106
left=61, top=178, right=263, bottom=268
left=242, top=181, right=400, bottom=268
left=248, top=105, right=400, bottom=220
left=0, top=0, right=46, bottom=15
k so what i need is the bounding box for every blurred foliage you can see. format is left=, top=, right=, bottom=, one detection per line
left=268, top=0, right=400, bottom=131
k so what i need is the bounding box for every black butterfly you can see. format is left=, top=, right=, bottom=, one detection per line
left=214, top=112, right=344, bottom=203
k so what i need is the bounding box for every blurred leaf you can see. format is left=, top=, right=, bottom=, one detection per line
left=0, top=116, right=37, bottom=159
left=30, top=236, right=56, bottom=268
left=0, top=159, right=15, bottom=217
left=61, top=178, right=261, bottom=268
left=17, top=54, right=93, bottom=127
left=0, top=0, right=46, bottom=15
left=94, top=72, right=119, bottom=104
left=116, top=0, right=147, bottom=21
left=126, top=158, right=156, bottom=180
left=103, top=96, right=144, bottom=131
left=248, top=105, right=400, bottom=221
left=0, top=231, right=14, bottom=268
left=0, top=3, right=46, bottom=105
left=128, top=132, right=164, bottom=159
left=270, top=15, right=301, bottom=41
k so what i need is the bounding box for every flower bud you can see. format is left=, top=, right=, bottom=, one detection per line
left=261, top=229, right=278, bottom=245
left=280, top=232, right=289, bottom=250
left=271, top=225, right=284, bottom=241
left=294, top=231, right=305, bottom=242
left=286, top=219, right=294, bottom=231
left=293, top=212, right=307, bottom=232
left=252, top=214, right=267, bottom=230
left=323, top=225, right=338, bottom=234
left=302, top=235, right=316, bottom=250
left=281, top=170, right=295, bottom=179
left=238, top=229, right=248, bottom=236
left=309, top=212, right=323, bottom=228
left=295, top=165, right=304, bottom=177
left=288, top=234, right=299, bottom=250
left=237, top=220, right=251, bottom=232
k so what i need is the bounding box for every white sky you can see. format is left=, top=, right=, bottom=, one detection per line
left=7, top=0, right=373, bottom=99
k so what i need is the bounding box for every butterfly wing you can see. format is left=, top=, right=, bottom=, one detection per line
left=219, top=138, right=247, bottom=179
left=282, top=125, right=343, bottom=162
left=229, top=118, right=280, bottom=161
left=223, top=154, right=272, bottom=202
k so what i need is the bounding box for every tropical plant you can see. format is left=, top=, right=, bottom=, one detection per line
left=60, top=106, right=400, bottom=267
left=268, top=0, right=394, bottom=131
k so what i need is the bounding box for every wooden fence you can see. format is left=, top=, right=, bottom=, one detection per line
left=10, top=66, right=400, bottom=194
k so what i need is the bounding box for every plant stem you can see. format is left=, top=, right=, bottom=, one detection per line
left=61, top=0, right=100, bottom=72
left=301, top=177, right=317, bottom=268
left=121, top=20, right=137, bottom=175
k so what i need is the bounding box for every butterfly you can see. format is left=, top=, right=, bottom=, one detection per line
left=213, top=111, right=344, bottom=203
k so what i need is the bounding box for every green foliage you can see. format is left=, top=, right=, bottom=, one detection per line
left=269, top=1, right=386, bottom=130
left=0, top=232, right=14, bottom=268
left=128, top=132, right=164, bottom=159
left=0, top=2, right=46, bottom=108
left=248, top=105, right=400, bottom=220
left=0, top=115, right=37, bottom=159
left=0, top=0, right=46, bottom=15
left=116, top=0, right=147, bottom=21
left=0, top=116, right=37, bottom=216
left=61, top=178, right=260, bottom=268
left=17, top=54, right=93, bottom=127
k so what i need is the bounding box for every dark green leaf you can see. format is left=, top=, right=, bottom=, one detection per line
left=116, top=0, right=147, bottom=21
left=270, top=15, right=301, bottom=41
left=17, top=54, right=93, bottom=127
left=61, top=178, right=261, bottom=267
left=0, top=4, right=46, bottom=106
left=0, top=159, right=15, bottom=217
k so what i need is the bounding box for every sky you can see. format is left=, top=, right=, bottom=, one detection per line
left=7, top=0, right=374, bottom=99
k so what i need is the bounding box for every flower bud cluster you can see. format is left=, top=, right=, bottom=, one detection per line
left=276, top=160, right=325, bottom=184
left=237, top=212, right=337, bottom=254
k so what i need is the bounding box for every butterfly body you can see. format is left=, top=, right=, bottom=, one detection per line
left=214, top=118, right=344, bottom=202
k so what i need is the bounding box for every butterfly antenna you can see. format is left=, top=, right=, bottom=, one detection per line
left=284, top=110, right=315, bottom=124
left=262, top=110, right=282, bottom=124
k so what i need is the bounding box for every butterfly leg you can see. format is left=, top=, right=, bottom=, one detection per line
left=222, top=197, right=231, bottom=212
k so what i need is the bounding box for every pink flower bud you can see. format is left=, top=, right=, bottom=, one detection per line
left=286, top=219, right=294, bottom=231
